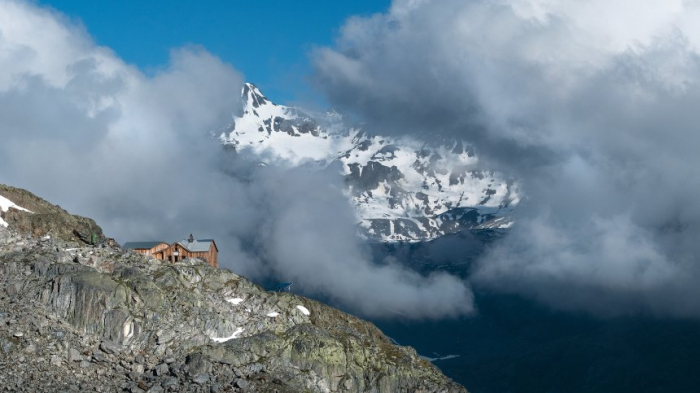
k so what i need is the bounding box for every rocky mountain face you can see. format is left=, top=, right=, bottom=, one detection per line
left=0, top=185, right=465, bottom=392
left=220, top=83, right=519, bottom=242
left=0, top=184, right=105, bottom=245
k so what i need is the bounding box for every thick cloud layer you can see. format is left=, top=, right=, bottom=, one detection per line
left=314, top=0, right=700, bottom=317
left=237, top=163, right=473, bottom=318
left=0, top=0, right=473, bottom=319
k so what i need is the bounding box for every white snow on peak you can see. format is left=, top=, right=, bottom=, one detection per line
left=221, top=83, right=520, bottom=242
left=220, top=83, right=339, bottom=165
left=266, top=312, right=279, bottom=317
left=0, top=195, right=31, bottom=228
left=210, top=327, right=244, bottom=343
left=296, top=305, right=311, bottom=316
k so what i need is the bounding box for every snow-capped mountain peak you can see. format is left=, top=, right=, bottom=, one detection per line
left=222, top=83, right=337, bottom=165
left=242, top=82, right=273, bottom=110
left=221, top=83, right=519, bottom=242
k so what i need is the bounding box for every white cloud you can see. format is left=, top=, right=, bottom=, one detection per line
left=314, top=0, right=700, bottom=317
left=0, top=0, right=473, bottom=320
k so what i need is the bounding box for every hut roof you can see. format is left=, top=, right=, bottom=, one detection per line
left=176, top=238, right=216, bottom=253
left=123, top=241, right=167, bottom=250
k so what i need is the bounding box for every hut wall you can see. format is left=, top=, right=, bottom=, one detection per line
left=132, top=243, right=169, bottom=259
left=162, top=244, right=218, bottom=267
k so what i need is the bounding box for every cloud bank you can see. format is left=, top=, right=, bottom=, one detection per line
left=313, top=0, right=700, bottom=317
left=0, top=0, right=472, bottom=319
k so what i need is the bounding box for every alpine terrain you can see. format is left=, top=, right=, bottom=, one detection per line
left=0, top=184, right=465, bottom=392
left=220, top=83, right=520, bottom=242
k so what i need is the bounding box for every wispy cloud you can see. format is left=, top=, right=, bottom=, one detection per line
left=313, top=0, right=700, bottom=317
left=0, top=0, right=473, bottom=319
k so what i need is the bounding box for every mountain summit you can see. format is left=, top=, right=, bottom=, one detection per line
left=221, top=83, right=520, bottom=242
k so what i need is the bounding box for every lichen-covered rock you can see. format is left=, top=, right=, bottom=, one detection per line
left=0, top=185, right=466, bottom=392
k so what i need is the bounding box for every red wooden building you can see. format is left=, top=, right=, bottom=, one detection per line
left=124, top=234, right=218, bottom=268
left=122, top=241, right=169, bottom=259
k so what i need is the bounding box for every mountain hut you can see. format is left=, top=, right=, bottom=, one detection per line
left=122, top=241, right=169, bottom=260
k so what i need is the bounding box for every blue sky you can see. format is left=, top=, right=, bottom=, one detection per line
left=39, top=0, right=390, bottom=104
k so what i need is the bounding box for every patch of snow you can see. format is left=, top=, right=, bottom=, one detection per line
left=266, top=312, right=279, bottom=317
left=0, top=195, right=31, bottom=214
left=296, top=305, right=310, bottom=316
left=210, top=327, right=244, bottom=343
left=0, top=195, right=32, bottom=228
left=226, top=297, right=244, bottom=305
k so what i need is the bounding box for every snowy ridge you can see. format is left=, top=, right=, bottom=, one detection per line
left=220, top=83, right=339, bottom=165
left=0, top=195, right=31, bottom=228
left=220, top=83, right=520, bottom=242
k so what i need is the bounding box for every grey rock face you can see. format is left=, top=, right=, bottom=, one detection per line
left=0, top=187, right=466, bottom=392
left=154, top=363, right=169, bottom=376
left=67, top=347, right=82, bottom=362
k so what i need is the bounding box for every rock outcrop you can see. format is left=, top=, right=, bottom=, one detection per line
left=0, top=186, right=465, bottom=392
left=0, top=184, right=105, bottom=245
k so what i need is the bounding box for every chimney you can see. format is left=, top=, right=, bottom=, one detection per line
left=188, top=234, right=194, bottom=243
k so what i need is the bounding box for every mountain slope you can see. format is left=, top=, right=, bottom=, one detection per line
left=220, top=83, right=519, bottom=242
left=0, top=184, right=465, bottom=392
left=0, top=184, right=104, bottom=244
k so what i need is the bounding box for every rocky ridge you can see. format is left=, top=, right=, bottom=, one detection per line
left=220, top=83, right=519, bottom=242
left=0, top=186, right=465, bottom=392
left=0, top=184, right=105, bottom=245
